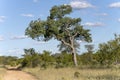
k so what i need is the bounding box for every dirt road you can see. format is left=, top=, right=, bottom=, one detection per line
left=3, top=70, right=37, bottom=80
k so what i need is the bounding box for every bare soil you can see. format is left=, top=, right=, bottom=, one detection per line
left=3, top=70, right=37, bottom=80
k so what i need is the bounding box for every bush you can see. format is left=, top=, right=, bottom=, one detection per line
left=74, top=71, right=80, bottom=78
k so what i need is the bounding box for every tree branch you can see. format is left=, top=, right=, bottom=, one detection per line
left=73, top=32, right=78, bottom=38
left=65, top=28, right=71, bottom=37
left=61, top=38, right=71, bottom=47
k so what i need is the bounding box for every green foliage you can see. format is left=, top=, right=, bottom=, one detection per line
left=77, top=35, right=120, bottom=68
left=25, top=20, right=46, bottom=40
left=25, top=5, right=92, bottom=66
left=79, top=44, right=94, bottom=65
left=20, top=49, right=75, bottom=68
left=95, top=34, right=120, bottom=66
left=0, top=56, right=19, bottom=66
left=1, top=34, right=120, bottom=69
left=80, top=53, right=93, bottom=65
left=21, top=48, right=41, bottom=68
left=39, top=50, right=54, bottom=68
left=54, top=52, right=74, bottom=67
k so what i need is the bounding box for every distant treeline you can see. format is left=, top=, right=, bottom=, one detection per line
left=0, top=34, right=120, bottom=69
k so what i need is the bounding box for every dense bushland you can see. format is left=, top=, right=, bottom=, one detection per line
left=1, top=34, right=120, bottom=69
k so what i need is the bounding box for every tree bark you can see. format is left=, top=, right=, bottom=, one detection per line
left=60, top=37, right=78, bottom=66
left=70, top=36, right=78, bottom=67
left=72, top=48, right=78, bottom=67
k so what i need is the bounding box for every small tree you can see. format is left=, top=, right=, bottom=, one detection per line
left=85, top=44, right=94, bottom=62
left=22, top=48, right=40, bottom=67
left=85, top=44, right=94, bottom=53
left=97, top=34, right=120, bottom=65
left=25, top=5, right=92, bottom=66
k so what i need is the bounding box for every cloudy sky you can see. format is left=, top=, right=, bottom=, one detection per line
left=0, top=0, right=120, bottom=57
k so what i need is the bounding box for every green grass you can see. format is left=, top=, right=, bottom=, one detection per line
left=23, top=67, right=120, bottom=80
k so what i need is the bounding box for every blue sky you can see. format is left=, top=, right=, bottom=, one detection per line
left=0, top=0, right=120, bottom=57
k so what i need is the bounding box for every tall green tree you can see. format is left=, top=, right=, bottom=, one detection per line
left=25, top=5, right=92, bottom=66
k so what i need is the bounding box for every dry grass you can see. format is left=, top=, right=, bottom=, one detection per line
left=23, top=67, right=120, bottom=80
left=0, top=68, right=6, bottom=80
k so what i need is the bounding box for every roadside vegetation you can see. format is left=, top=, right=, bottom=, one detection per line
left=1, top=34, right=120, bottom=69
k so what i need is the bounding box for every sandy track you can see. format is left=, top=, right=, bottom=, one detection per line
left=3, top=70, right=37, bottom=80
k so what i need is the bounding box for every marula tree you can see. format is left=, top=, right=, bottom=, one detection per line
left=25, top=5, right=92, bottom=66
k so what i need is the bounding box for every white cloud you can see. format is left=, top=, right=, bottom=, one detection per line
left=109, top=2, right=120, bottom=8
left=33, top=0, right=39, bottom=3
left=70, top=0, right=94, bottom=9
left=21, top=14, right=34, bottom=17
left=0, top=36, right=4, bottom=41
left=34, top=41, right=48, bottom=45
left=118, top=18, right=120, bottom=22
left=96, top=13, right=108, bottom=16
left=0, top=50, right=4, bottom=56
left=83, top=22, right=105, bottom=27
left=7, top=48, right=24, bottom=57
left=11, top=35, right=28, bottom=40
left=0, top=48, right=24, bottom=57
left=7, top=48, right=20, bottom=53
left=39, top=14, right=44, bottom=17
left=102, top=13, right=108, bottom=16
left=0, top=16, right=6, bottom=23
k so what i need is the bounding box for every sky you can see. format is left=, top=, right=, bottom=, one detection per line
left=0, top=0, right=120, bottom=57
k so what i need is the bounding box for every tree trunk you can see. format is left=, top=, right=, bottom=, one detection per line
left=72, top=48, right=78, bottom=67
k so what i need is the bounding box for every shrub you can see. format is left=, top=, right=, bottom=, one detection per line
left=74, top=71, right=80, bottom=78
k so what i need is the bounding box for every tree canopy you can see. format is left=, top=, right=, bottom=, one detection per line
left=25, top=5, right=92, bottom=66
